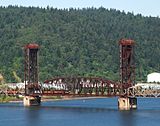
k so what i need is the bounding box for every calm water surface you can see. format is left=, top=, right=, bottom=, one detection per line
left=0, top=98, right=160, bottom=126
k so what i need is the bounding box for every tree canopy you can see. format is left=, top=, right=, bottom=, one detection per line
left=0, top=6, right=160, bottom=82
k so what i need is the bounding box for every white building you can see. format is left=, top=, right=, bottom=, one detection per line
left=147, top=72, right=160, bottom=83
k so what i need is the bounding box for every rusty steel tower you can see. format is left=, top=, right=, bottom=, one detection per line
left=24, top=43, right=41, bottom=96
left=118, top=39, right=137, bottom=110
left=119, top=39, right=135, bottom=88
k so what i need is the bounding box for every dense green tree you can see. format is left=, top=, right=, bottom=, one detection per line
left=0, top=6, right=160, bottom=82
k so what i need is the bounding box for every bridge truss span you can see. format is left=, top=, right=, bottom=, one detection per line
left=42, top=77, right=127, bottom=97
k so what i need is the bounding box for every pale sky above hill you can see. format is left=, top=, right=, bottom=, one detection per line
left=0, top=0, right=159, bottom=17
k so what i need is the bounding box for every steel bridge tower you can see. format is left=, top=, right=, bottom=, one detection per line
left=23, top=43, right=41, bottom=106
left=118, top=39, right=137, bottom=110
left=119, top=39, right=135, bottom=89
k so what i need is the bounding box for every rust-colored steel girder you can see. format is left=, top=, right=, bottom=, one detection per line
left=22, top=39, right=136, bottom=97
left=43, top=77, right=121, bottom=97
left=119, top=39, right=135, bottom=90
left=24, top=43, right=41, bottom=96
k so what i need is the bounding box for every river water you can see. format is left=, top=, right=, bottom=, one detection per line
left=0, top=98, right=160, bottom=126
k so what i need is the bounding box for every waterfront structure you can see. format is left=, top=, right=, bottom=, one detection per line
left=22, top=39, right=137, bottom=110
left=23, top=43, right=41, bottom=106
left=118, top=39, right=137, bottom=110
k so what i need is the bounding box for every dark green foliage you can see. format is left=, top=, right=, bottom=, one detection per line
left=0, top=6, right=160, bottom=82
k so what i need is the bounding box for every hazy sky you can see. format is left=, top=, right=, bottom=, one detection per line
left=0, top=0, right=159, bottom=17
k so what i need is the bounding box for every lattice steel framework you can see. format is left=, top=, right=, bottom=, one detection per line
left=119, top=39, right=135, bottom=89
left=43, top=77, right=121, bottom=97
left=24, top=44, right=41, bottom=96
left=21, top=40, right=136, bottom=97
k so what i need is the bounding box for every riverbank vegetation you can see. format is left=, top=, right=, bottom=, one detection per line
left=0, top=95, right=22, bottom=103
left=0, top=6, right=160, bottom=82
left=0, top=95, right=62, bottom=103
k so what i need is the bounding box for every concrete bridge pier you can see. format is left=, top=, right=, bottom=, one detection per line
left=118, top=97, right=137, bottom=110
left=23, top=96, right=41, bottom=106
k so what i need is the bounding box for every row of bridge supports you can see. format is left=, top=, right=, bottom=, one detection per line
left=23, top=39, right=137, bottom=110
left=23, top=96, right=137, bottom=110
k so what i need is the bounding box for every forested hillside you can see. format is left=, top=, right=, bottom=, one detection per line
left=0, top=6, right=160, bottom=82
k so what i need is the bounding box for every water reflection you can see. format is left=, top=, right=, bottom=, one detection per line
left=119, top=110, right=136, bottom=126
left=25, top=106, right=41, bottom=126
left=0, top=98, right=160, bottom=126
left=40, top=105, right=116, bottom=112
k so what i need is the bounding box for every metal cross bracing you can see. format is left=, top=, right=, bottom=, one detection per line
left=22, top=39, right=135, bottom=97
left=41, top=39, right=136, bottom=97
left=24, top=43, right=41, bottom=96
left=119, top=39, right=135, bottom=96
left=5, top=39, right=160, bottom=97
left=5, top=82, right=160, bottom=97
left=43, top=77, right=122, bottom=97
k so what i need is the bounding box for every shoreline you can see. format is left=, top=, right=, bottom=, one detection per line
left=3, top=97, right=159, bottom=103
left=7, top=96, right=108, bottom=103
